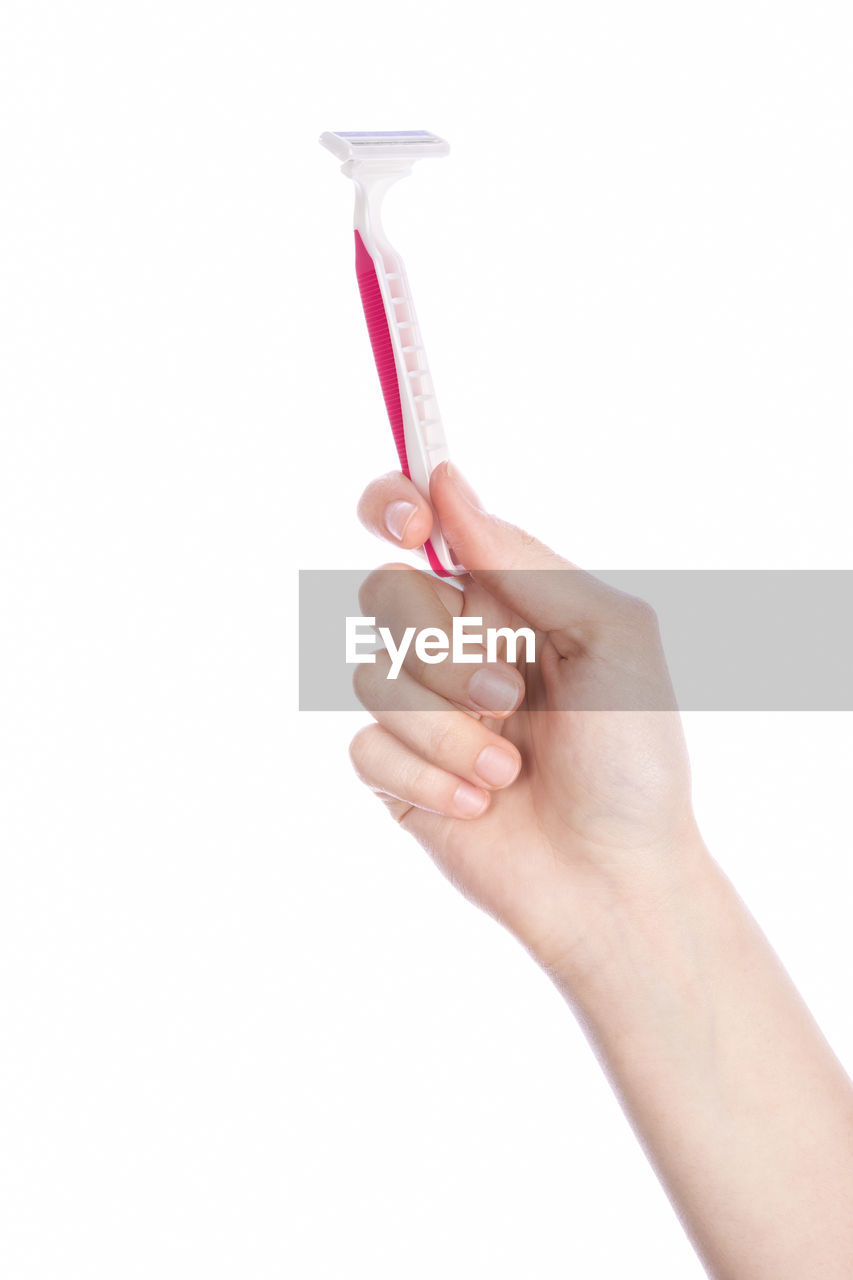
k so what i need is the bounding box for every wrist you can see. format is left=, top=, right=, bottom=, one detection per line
left=530, top=822, right=716, bottom=1001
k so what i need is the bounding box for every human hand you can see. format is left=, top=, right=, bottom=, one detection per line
left=350, top=462, right=706, bottom=977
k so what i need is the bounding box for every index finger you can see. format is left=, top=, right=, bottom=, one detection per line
left=357, top=471, right=436, bottom=551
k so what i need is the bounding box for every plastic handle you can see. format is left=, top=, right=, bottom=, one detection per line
left=354, top=231, right=410, bottom=476
left=353, top=230, right=463, bottom=577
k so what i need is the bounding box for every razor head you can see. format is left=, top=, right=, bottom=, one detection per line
left=320, top=130, right=449, bottom=163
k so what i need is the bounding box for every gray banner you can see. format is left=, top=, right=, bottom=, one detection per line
left=299, top=569, right=853, bottom=711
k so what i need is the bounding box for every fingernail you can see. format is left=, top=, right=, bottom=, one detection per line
left=468, top=667, right=521, bottom=716
left=474, top=745, right=520, bottom=787
left=384, top=500, right=417, bottom=541
left=452, top=781, right=489, bottom=817
left=445, top=461, right=483, bottom=509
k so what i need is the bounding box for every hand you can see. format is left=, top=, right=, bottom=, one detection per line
left=350, top=463, right=853, bottom=1278
left=350, top=461, right=705, bottom=976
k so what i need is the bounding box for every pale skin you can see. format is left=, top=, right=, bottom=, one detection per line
left=349, top=460, right=853, bottom=1280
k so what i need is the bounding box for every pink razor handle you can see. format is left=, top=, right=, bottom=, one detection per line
left=353, top=230, right=459, bottom=577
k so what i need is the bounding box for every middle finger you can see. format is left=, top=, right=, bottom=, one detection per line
left=359, top=563, right=525, bottom=719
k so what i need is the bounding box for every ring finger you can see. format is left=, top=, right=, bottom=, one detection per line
left=353, top=651, right=522, bottom=791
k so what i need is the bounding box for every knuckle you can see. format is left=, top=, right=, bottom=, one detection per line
left=357, top=568, right=382, bottom=616
left=353, top=650, right=394, bottom=708
left=631, top=596, right=659, bottom=630
left=352, top=660, right=375, bottom=706
left=396, top=750, right=430, bottom=798
left=357, top=562, right=416, bottom=616
left=428, top=714, right=463, bottom=764
left=379, top=793, right=415, bottom=826
left=616, top=592, right=659, bottom=632
left=348, top=725, right=377, bottom=779
left=402, top=641, right=428, bottom=686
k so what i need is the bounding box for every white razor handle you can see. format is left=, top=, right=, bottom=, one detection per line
left=320, top=131, right=464, bottom=577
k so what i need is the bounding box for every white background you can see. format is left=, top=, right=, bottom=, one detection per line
left=1, top=1, right=852, bottom=1276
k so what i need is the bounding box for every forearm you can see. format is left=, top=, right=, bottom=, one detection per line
left=544, top=840, right=853, bottom=1279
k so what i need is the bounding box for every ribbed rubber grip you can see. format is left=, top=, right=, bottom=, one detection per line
left=354, top=230, right=410, bottom=478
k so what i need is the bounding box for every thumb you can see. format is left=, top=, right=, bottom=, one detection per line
left=429, top=461, right=630, bottom=650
